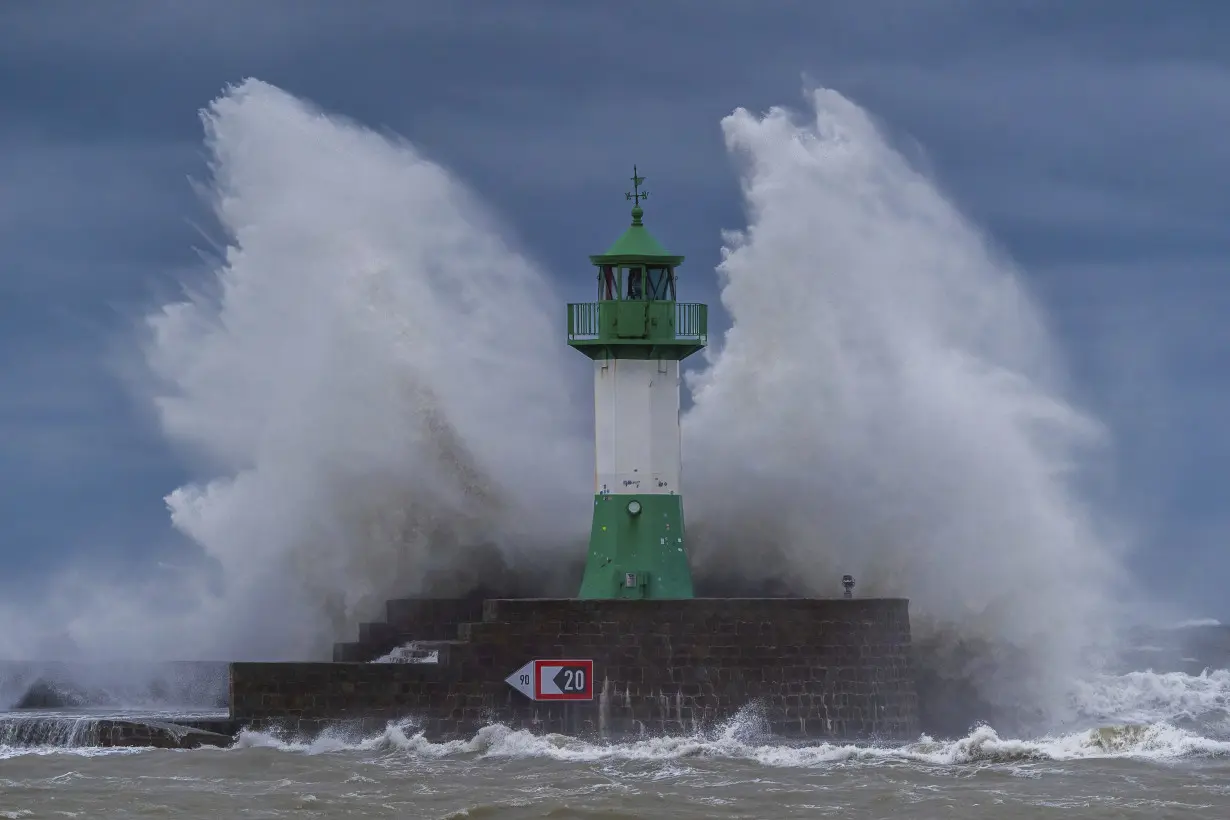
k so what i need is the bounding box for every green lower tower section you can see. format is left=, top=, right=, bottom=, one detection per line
left=578, top=493, right=694, bottom=599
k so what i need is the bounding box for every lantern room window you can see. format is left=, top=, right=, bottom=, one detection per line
left=646, top=266, right=674, bottom=300
left=624, top=266, right=644, bottom=300
left=598, top=265, right=618, bottom=300
left=597, top=265, right=676, bottom=301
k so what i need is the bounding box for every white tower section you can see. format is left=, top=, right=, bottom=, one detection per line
left=593, top=358, right=681, bottom=497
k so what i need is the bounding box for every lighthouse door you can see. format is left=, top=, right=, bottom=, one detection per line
left=616, top=266, right=648, bottom=338
left=615, top=301, right=648, bottom=338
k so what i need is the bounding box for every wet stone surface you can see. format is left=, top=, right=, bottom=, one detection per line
left=234, top=597, right=919, bottom=742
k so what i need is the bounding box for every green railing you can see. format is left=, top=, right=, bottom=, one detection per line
left=674, top=302, right=706, bottom=341
left=568, top=301, right=603, bottom=339
left=567, top=301, right=707, bottom=344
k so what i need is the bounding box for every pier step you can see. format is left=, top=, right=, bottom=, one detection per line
left=333, top=598, right=486, bottom=662
left=368, top=639, right=463, bottom=664
left=384, top=598, right=486, bottom=634
left=0, top=716, right=234, bottom=749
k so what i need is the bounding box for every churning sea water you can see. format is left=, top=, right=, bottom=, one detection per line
left=2, top=670, right=1230, bottom=819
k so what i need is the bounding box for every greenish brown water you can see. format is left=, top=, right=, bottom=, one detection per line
left=1, top=716, right=1229, bottom=819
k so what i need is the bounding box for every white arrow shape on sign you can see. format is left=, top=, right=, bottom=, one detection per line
left=538, top=665, right=564, bottom=696
left=504, top=660, right=535, bottom=699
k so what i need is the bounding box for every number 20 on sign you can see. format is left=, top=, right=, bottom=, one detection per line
left=504, top=659, right=595, bottom=701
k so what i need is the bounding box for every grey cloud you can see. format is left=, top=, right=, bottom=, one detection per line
left=0, top=138, right=201, bottom=294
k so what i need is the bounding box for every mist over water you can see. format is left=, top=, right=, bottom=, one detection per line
left=146, top=81, right=596, bottom=660
left=684, top=90, right=1130, bottom=727
left=2, top=80, right=1136, bottom=732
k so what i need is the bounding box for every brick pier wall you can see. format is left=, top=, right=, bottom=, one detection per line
left=231, top=598, right=918, bottom=741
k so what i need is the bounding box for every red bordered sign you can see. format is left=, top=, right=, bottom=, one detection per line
left=504, top=659, right=594, bottom=701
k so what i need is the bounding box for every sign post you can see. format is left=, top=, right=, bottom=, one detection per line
left=504, top=659, right=595, bottom=701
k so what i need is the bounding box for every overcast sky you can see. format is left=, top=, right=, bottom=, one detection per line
left=1, top=1, right=1227, bottom=614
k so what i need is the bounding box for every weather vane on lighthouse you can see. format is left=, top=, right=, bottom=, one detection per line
left=626, top=166, right=648, bottom=207
left=565, top=167, right=708, bottom=599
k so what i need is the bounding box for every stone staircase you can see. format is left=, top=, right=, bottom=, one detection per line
left=332, top=597, right=486, bottom=662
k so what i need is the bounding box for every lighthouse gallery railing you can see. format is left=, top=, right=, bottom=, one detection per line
left=567, top=302, right=707, bottom=343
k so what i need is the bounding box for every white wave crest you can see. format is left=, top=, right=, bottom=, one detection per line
left=84, top=79, right=590, bottom=661
left=684, top=89, right=1127, bottom=721
left=1070, top=669, right=1230, bottom=726
left=234, top=711, right=1230, bottom=766
left=370, top=643, right=439, bottom=664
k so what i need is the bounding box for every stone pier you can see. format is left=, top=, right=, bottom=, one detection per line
left=231, top=597, right=919, bottom=741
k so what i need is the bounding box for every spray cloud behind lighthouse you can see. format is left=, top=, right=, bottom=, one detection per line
left=0, top=80, right=1128, bottom=728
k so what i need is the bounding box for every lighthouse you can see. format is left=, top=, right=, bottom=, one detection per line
left=567, top=168, right=707, bottom=599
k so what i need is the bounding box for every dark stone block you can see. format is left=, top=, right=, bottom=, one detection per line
left=234, top=597, right=918, bottom=742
